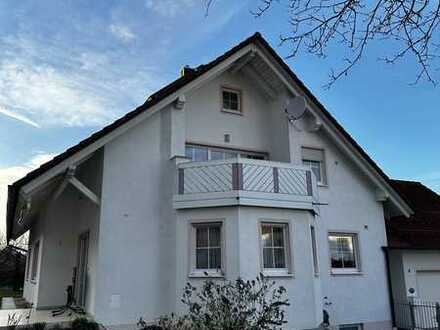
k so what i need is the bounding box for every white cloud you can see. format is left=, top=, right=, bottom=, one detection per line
left=0, top=60, right=114, bottom=127
left=0, top=153, right=56, bottom=235
left=0, top=34, right=162, bottom=128
left=0, top=105, right=40, bottom=128
left=109, top=24, right=136, bottom=43
left=145, top=0, right=196, bottom=18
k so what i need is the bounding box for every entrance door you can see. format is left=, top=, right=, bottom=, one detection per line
left=75, top=231, right=89, bottom=308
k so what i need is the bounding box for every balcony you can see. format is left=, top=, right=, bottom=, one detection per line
left=173, top=158, right=317, bottom=211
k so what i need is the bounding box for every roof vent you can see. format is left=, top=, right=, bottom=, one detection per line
left=180, top=65, right=195, bottom=77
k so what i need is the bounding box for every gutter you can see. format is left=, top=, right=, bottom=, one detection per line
left=384, top=246, right=440, bottom=251
left=382, top=246, right=396, bottom=328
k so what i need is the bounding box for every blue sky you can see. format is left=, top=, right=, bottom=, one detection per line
left=0, top=0, right=439, bottom=233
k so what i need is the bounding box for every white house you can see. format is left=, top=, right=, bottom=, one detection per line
left=6, top=33, right=413, bottom=330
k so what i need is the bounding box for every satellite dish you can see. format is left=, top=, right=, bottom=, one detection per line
left=285, top=96, right=306, bottom=121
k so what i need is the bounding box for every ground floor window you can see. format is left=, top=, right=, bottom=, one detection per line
left=328, top=232, right=361, bottom=273
left=260, top=222, right=291, bottom=273
left=190, top=222, right=223, bottom=276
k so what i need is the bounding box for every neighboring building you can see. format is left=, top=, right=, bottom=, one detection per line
left=0, top=245, right=27, bottom=290
left=6, top=33, right=413, bottom=330
left=385, top=180, right=440, bottom=327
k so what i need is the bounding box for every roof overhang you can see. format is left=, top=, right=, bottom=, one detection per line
left=7, top=154, right=102, bottom=241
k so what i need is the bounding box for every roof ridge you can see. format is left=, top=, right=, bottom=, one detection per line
left=390, top=179, right=422, bottom=184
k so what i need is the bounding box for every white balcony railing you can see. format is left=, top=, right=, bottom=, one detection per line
left=174, top=158, right=316, bottom=210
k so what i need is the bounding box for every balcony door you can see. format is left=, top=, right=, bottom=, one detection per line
left=75, top=231, right=89, bottom=308
left=185, top=144, right=267, bottom=161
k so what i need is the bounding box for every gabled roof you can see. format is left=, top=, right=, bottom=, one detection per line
left=7, top=32, right=412, bottom=241
left=386, top=180, right=440, bottom=249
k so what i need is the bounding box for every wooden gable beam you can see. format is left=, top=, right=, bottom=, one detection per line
left=68, top=176, right=100, bottom=206
left=241, top=66, right=277, bottom=100
left=230, top=51, right=256, bottom=74
left=50, top=165, right=100, bottom=206
left=51, top=166, right=76, bottom=202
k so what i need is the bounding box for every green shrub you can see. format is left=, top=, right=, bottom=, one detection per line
left=141, top=274, right=289, bottom=330
left=157, top=314, right=192, bottom=330
left=50, top=324, right=63, bottom=330
left=143, top=326, right=163, bottom=330
left=71, top=318, right=99, bottom=330
left=137, top=317, right=165, bottom=330
left=32, top=322, right=46, bottom=330
left=72, top=318, right=88, bottom=330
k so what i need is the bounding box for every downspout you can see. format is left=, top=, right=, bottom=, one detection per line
left=382, top=247, right=396, bottom=328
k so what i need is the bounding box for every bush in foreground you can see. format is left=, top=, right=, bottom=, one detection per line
left=140, top=274, right=289, bottom=330
left=71, top=317, right=100, bottom=330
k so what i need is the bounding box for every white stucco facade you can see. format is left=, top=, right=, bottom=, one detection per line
left=23, top=152, right=103, bottom=314
left=18, top=36, right=409, bottom=330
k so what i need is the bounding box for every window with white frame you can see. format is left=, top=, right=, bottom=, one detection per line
left=310, top=226, right=319, bottom=275
left=328, top=233, right=360, bottom=273
left=222, top=87, right=241, bottom=113
left=185, top=144, right=266, bottom=162
left=339, top=323, right=363, bottom=330
left=31, top=241, right=40, bottom=281
left=191, top=222, right=223, bottom=274
left=302, top=147, right=327, bottom=185
left=260, top=223, right=290, bottom=272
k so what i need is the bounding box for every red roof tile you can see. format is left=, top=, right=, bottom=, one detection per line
left=387, top=180, right=440, bottom=249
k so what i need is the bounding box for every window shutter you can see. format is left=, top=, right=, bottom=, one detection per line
left=302, top=147, right=324, bottom=162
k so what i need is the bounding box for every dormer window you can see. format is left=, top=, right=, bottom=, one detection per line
left=222, top=87, right=241, bottom=114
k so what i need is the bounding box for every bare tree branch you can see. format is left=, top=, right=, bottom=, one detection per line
left=257, top=0, right=440, bottom=87
left=207, top=0, right=440, bottom=87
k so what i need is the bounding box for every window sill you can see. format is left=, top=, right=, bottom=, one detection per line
left=188, top=271, right=225, bottom=279
left=330, top=270, right=363, bottom=276
left=262, top=271, right=294, bottom=278
left=317, top=183, right=328, bottom=188
left=30, top=280, right=37, bottom=284
left=221, top=109, right=243, bottom=116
